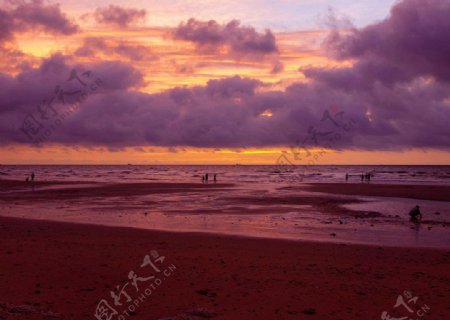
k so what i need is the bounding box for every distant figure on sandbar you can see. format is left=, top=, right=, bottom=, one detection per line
left=345, top=173, right=349, bottom=182
left=30, top=172, right=35, bottom=191
left=205, top=173, right=208, bottom=181
left=409, top=205, right=422, bottom=222
left=214, top=174, right=217, bottom=183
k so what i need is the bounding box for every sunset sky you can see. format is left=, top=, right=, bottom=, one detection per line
left=1, top=0, right=450, bottom=164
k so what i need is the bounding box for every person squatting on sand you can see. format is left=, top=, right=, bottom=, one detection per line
left=409, top=205, right=422, bottom=222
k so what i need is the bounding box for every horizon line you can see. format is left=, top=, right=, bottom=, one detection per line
left=1, top=163, right=450, bottom=166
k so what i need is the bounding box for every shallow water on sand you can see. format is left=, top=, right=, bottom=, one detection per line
left=1, top=180, right=449, bottom=248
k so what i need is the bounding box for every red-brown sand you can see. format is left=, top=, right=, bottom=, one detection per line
left=0, top=216, right=449, bottom=320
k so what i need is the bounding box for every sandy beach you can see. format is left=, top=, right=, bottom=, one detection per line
left=0, top=215, right=449, bottom=320
left=0, top=179, right=449, bottom=319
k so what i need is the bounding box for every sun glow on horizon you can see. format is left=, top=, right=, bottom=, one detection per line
left=1, top=145, right=449, bottom=165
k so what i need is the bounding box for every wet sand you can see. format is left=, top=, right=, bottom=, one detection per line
left=0, top=181, right=379, bottom=217
left=3, top=179, right=450, bottom=201
left=0, top=216, right=449, bottom=320
left=1, top=179, right=449, bottom=247
left=0, top=180, right=234, bottom=200
left=305, top=183, right=450, bottom=202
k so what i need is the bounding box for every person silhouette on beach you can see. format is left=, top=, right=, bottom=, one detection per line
left=29, top=172, right=35, bottom=191
left=345, top=173, right=349, bottom=182
left=214, top=174, right=217, bottom=182
left=409, top=205, right=422, bottom=222
left=205, top=173, right=208, bottom=181
left=202, top=175, right=205, bottom=183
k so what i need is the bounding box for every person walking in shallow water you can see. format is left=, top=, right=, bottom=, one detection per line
left=31, top=172, right=35, bottom=181
left=214, top=174, right=217, bottom=183
left=345, top=173, right=349, bottom=182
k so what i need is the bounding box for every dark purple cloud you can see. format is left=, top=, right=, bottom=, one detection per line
left=75, top=37, right=156, bottom=61
left=174, top=18, right=278, bottom=55
left=94, top=5, right=147, bottom=27
left=297, top=0, right=450, bottom=152
left=0, top=0, right=78, bottom=45
left=1, top=54, right=449, bottom=151
left=205, top=76, right=261, bottom=98
left=325, top=0, right=450, bottom=82
left=0, top=54, right=144, bottom=144
left=0, top=9, right=14, bottom=43
left=302, top=57, right=415, bottom=91
left=173, top=18, right=282, bottom=73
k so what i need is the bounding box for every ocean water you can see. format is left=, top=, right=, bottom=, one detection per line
left=1, top=164, right=450, bottom=185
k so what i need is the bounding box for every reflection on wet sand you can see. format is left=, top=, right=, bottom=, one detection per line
left=0, top=180, right=449, bottom=248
